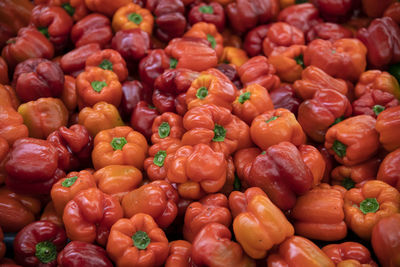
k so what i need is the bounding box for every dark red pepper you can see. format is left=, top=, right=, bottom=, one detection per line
left=352, top=90, right=399, bottom=118
left=119, top=80, right=153, bottom=121
left=278, top=3, right=322, bottom=34
left=70, top=13, right=112, bottom=48
left=306, top=22, right=353, bottom=43
left=57, top=241, right=113, bottom=267
left=269, top=83, right=301, bottom=115
left=139, top=49, right=170, bottom=88
left=215, top=64, right=242, bottom=89
left=243, top=25, right=270, bottom=57
left=60, top=43, right=101, bottom=77
left=111, top=28, right=151, bottom=63
left=188, top=2, right=225, bottom=32
left=12, top=58, right=64, bottom=103
left=312, top=0, right=356, bottom=23
left=130, top=101, right=160, bottom=139
left=14, top=221, right=67, bottom=267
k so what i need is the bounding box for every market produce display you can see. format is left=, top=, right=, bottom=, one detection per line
left=0, top=0, right=400, bottom=266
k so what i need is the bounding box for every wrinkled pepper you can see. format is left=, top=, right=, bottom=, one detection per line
left=0, top=102, right=29, bottom=146
left=355, top=70, right=400, bottom=101
left=111, top=29, right=151, bottom=63
left=262, top=22, right=305, bottom=56
left=377, top=148, right=400, bottom=191
left=376, top=106, right=400, bottom=152
left=184, top=22, right=223, bottom=59
left=165, top=240, right=193, bottom=267
left=112, top=3, right=153, bottom=34
left=269, top=83, right=301, bottom=114
left=60, top=43, right=101, bottom=76
left=238, top=56, right=280, bottom=91
left=40, top=201, right=63, bottom=227
left=138, top=49, right=170, bottom=88
left=278, top=3, right=321, bottom=33
left=306, top=22, right=353, bottom=42
left=243, top=25, right=270, bottom=57
left=150, top=112, right=184, bottom=145
left=188, top=2, right=225, bottom=32
left=322, top=242, right=377, bottom=266
left=119, top=80, right=152, bottom=120
left=352, top=89, right=398, bottom=118
left=85, top=49, right=128, bottom=82
left=57, top=241, right=113, bottom=267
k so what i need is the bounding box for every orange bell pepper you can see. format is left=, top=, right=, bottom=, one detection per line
left=165, top=240, right=192, bottom=267
left=325, top=115, right=379, bottom=166
left=182, top=104, right=252, bottom=157
left=354, top=70, right=400, bottom=100
left=220, top=47, right=249, bottom=67
left=164, top=37, right=218, bottom=72
left=185, top=68, right=237, bottom=111
left=184, top=22, right=224, bottom=59
left=183, top=193, right=231, bottom=242
left=293, top=66, right=349, bottom=100
left=150, top=112, right=185, bottom=145
left=106, top=213, right=169, bottom=267
left=299, top=144, right=326, bottom=187
left=344, top=180, right=400, bottom=240
left=63, top=187, right=123, bottom=246
left=322, top=242, right=377, bottom=266
left=85, top=49, right=128, bottom=82
left=165, top=144, right=227, bottom=199
left=238, top=56, right=280, bottom=91
left=18, top=97, right=69, bottom=139
left=232, top=83, right=274, bottom=125
left=51, top=170, right=97, bottom=216
left=262, top=22, right=305, bottom=56
left=94, top=165, right=142, bottom=201
left=376, top=106, right=400, bottom=151
left=331, top=158, right=381, bottom=190
left=298, top=88, right=352, bottom=143
left=191, top=222, right=255, bottom=267
left=267, top=236, right=335, bottom=267
left=112, top=3, right=154, bottom=34
left=269, top=45, right=307, bottom=83
left=0, top=187, right=41, bottom=233
left=76, top=66, right=122, bottom=109
left=291, top=184, right=347, bottom=241
left=61, top=75, right=77, bottom=113
left=377, top=148, right=400, bottom=191
left=229, top=187, right=294, bottom=259
left=121, top=180, right=179, bottom=228
left=84, top=0, right=130, bottom=17
left=78, top=101, right=125, bottom=137
left=250, top=108, right=306, bottom=150
left=0, top=103, right=28, bottom=146
left=0, top=84, right=19, bottom=110
left=144, top=138, right=182, bottom=181
left=92, top=126, right=148, bottom=170
left=40, top=201, right=63, bottom=227
left=304, top=38, right=367, bottom=82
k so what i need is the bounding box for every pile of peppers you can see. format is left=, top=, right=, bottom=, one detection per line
left=0, top=0, right=400, bottom=266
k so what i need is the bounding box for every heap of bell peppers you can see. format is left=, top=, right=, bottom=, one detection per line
left=0, top=0, right=399, bottom=266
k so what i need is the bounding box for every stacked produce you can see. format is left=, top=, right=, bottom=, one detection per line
left=0, top=0, right=399, bottom=266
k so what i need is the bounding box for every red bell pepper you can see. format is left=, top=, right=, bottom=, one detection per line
left=139, top=49, right=170, bottom=88
left=377, top=148, right=400, bottom=191
left=14, top=221, right=67, bottom=267
left=188, top=2, right=225, bottom=33
left=269, top=83, right=301, bottom=115
left=262, top=22, right=305, bottom=56
left=238, top=56, right=280, bottom=91
left=278, top=3, right=322, bottom=33
left=57, top=241, right=113, bottom=267
left=243, top=25, right=270, bottom=57
left=312, top=0, right=356, bottom=23
left=322, top=242, right=377, bottom=266
left=165, top=240, right=193, bottom=267
left=12, top=58, right=64, bottom=103
left=306, top=22, right=353, bottom=42
left=130, top=101, right=160, bottom=140
left=352, top=89, right=398, bottom=118
left=119, top=80, right=152, bottom=121
left=60, top=43, right=101, bottom=77
left=111, top=29, right=151, bottom=63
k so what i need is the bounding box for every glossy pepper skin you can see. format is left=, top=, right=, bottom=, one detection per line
left=18, top=97, right=69, bottom=139
left=138, top=49, right=170, bottom=88
left=112, top=3, right=154, bottom=34
left=225, top=0, right=279, bottom=34
left=182, top=104, right=251, bottom=157
left=376, top=106, right=400, bottom=152
left=220, top=47, right=249, bottom=68
left=268, top=45, right=306, bottom=83
left=243, top=25, right=270, bottom=57
left=331, top=158, right=381, bottom=190
left=244, top=142, right=314, bottom=211
left=229, top=187, right=294, bottom=259
left=5, top=138, right=66, bottom=195
left=298, top=89, right=352, bottom=143
left=183, top=193, right=231, bottom=242
left=57, top=241, right=113, bottom=267
left=165, top=144, right=227, bottom=199
left=165, top=37, right=218, bottom=72
left=92, top=126, right=148, bottom=170
left=377, top=149, right=400, bottom=191
left=165, top=240, right=193, bottom=267
left=215, top=63, right=242, bottom=89
left=238, top=56, right=280, bottom=91
left=262, top=22, right=305, bottom=56
left=278, top=3, right=322, bottom=33
left=232, top=84, right=274, bottom=125
left=119, top=80, right=152, bottom=121
left=307, top=22, right=352, bottom=42
left=60, top=43, right=101, bottom=76
left=299, top=145, right=326, bottom=187
left=269, top=83, right=301, bottom=114
left=357, top=17, right=400, bottom=68
left=353, top=89, right=398, bottom=118
left=344, top=180, right=400, bottom=240
left=250, top=108, right=306, bottom=150
left=70, top=13, right=113, bottom=48
left=185, top=68, right=237, bottom=111
left=362, top=0, right=394, bottom=18
left=63, top=188, right=123, bottom=246
left=76, top=66, right=122, bottom=109
left=94, top=165, right=143, bottom=201
left=12, top=58, right=64, bottom=103
left=0, top=101, right=29, bottom=146
left=322, top=242, right=377, bottom=266
left=146, top=0, right=187, bottom=42
left=0, top=0, right=33, bottom=35
left=85, top=49, right=128, bottom=82
left=355, top=70, right=400, bottom=101
left=185, top=23, right=223, bottom=59
left=371, top=213, right=400, bottom=267
left=267, top=236, right=335, bottom=267
left=151, top=112, right=184, bottom=144
left=293, top=65, right=349, bottom=100
left=312, top=0, right=356, bottom=22
left=84, top=0, right=130, bottom=17
left=61, top=75, right=77, bottom=113
left=188, top=2, right=225, bottom=32
left=130, top=101, right=159, bottom=140
left=106, top=213, right=169, bottom=267
left=291, top=184, right=346, bottom=241
left=35, top=0, right=89, bottom=22
left=78, top=101, right=124, bottom=137
left=51, top=170, right=97, bottom=217
left=1, top=27, right=54, bottom=70
left=14, top=221, right=67, bottom=267
left=40, top=201, right=63, bottom=227
left=111, top=29, right=151, bottom=63
left=122, top=181, right=179, bottom=228
left=192, top=223, right=255, bottom=267
left=30, top=5, right=73, bottom=51
left=0, top=187, right=41, bottom=233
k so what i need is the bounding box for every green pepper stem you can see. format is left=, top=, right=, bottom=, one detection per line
left=153, top=150, right=167, bottom=167
left=213, top=124, right=226, bottom=142
left=158, top=122, right=170, bottom=139
left=341, top=177, right=355, bottom=190
left=265, top=116, right=278, bottom=123
left=207, top=34, right=216, bottom=49
left=196, top=87, right=208, bottom=99
left=238, top=91, right=251, bottom=104
left=38, top=27, right=50, bottom=39
left=372, top=105, right=385, bottom=116
left=332, top=140, right=347, bottom=158
left=132, top=231, right=151, bottom=250
left=359, top=198, right=379, bottom=214
left=62, top=3, right=75, bottom=16
left=62, top=176, right=78, bottom=188
left=199, top=5, right=213, bottom=14
left=111, top=137, right=128, bottom=150
left=99, top=59, right=113, bottom=71
left=35, top=241, right=57, bottom=263
left=127, top=13, right=143, bottom=25
left=170, top=58, right=178, bottom=69
left=91, top=81, right=107, bottom=93
left=294, top=54, right=305, bottom=68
